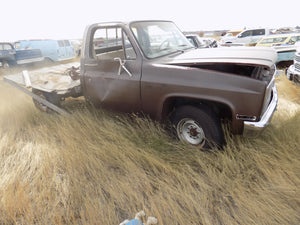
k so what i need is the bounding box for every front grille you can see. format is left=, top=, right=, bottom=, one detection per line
left=295, top=52, right=300, bottom=62
left=295, top=52, right=300, bottom=72
left=295, top=63, right=300, bottom=72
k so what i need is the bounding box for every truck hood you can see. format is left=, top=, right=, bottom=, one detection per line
left=165, top=47, right=277, bottom=69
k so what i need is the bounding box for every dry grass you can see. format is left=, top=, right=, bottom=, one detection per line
left=0, top=74, right=299, bottom=224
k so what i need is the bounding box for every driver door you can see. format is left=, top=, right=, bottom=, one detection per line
left=83, top=26, right=142, bottom=113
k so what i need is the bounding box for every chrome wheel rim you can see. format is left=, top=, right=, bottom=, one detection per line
left=177, top=118, right=206, bottom=146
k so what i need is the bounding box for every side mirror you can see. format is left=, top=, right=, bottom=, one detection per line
left=114, top=57, right=132, bottom=77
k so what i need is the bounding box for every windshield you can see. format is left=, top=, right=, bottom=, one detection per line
left=260, top=36, right=288, bottom=44
left=130, top=21, right=193, bottom=59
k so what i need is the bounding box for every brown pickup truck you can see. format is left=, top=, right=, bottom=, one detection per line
left=5, top=20, right=278, bottom=149
left=78, top=20, right=278, bottom=148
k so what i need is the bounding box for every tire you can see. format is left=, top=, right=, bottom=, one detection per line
left=32, top=89, right=60, bottom=113
left=41, top=58, right=53, bottom=67
left=2, top=61, right=10, bottom=69
left=170, top=105, right=224, bottom=149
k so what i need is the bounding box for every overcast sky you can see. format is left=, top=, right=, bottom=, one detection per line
left=1, top=0, right=299, bottom=42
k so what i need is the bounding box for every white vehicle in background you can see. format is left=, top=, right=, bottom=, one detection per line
left=286, top=41, right=300, bottom=83
left=220, top=30, right=242, bottom=45
left=221, top=28, right=272, bottom=46
left=185, top=34, right=219, bottom=48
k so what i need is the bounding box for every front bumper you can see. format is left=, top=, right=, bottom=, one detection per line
left=243, top=85, right=278, bottom=137
left=286, top=64, right=300, bottom=81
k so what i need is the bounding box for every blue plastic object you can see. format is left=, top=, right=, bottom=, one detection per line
left=125, top=219, right=144, bottom=225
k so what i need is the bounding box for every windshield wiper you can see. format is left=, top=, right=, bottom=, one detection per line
left=178, top=44, right=194, bottom=50
left=173, top=45, right=193, bottom=53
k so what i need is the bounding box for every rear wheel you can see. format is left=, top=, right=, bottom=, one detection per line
left=170, top=105, right=224, bottom=149
left=32, top=89, right=60, bottom=113
left=41, top=57, right=53, bottom=67
left=2, top=61, right=10, bottom=69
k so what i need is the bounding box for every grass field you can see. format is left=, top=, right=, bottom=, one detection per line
left=0, top=74, right=299, bottom=224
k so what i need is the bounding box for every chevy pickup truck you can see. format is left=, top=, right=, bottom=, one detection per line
left=4, top=20, right=278, bottom=149
left=0, top=42, right=44, bottom=69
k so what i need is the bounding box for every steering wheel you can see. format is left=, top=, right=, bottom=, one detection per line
left=159, top=39, right=170, bottom=50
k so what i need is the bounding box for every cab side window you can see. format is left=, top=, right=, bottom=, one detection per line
left=2, top=44, right=13, bottom=50
left=58, top=40, right=65, bottom=47
left=92, top=27, right=136, bottom=61
left=92, top=27, right=124, bottom=60
left=252, top=29, right=265, bottom=36
left=64, top=40, right=71, bottom=46
left=240, top=30, right=252, bottom=38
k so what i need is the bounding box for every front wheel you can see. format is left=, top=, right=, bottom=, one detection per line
left=170, top=105, right=224, bottom=149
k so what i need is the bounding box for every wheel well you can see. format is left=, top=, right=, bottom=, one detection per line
left=0, top=60, right=9, bottom=64
left=162, top=97, right=232, bottom=121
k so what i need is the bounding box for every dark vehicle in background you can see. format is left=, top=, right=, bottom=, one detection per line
left=0, top=42, right=43, bottom=68
left=185, top=34, right=219, bottom=48
left=0, top=43, right=15, bottom=68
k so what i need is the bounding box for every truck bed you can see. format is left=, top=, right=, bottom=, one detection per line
left=4, top=62, right=81, bottom=95
left=3, top=62, right=81, bottom=116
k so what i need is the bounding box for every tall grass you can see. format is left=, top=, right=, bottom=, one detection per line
left=0, top=75, right=299, bottom=224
